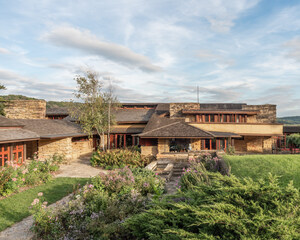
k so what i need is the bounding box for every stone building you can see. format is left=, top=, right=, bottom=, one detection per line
left=0, top=100, right=95, bottom=166
left=0, top=100, right=284, bottom=166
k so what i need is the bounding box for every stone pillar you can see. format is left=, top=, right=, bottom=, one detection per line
left=158, top=139, right=170, bottom=153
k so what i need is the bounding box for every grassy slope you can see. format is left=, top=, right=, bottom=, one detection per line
left=0, top=177, right=89, bottom=231
left=277, top=116, right=300, bottom=124
left=224, top=154, right=300, bottom=188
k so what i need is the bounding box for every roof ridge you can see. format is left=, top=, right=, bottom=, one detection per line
left=139, top=121, right=181, bottom=136
left=185, top=123, right=215, bottom=137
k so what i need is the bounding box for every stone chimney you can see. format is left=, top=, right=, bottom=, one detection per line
left=169, top=103, right=200, bottom=118
left=4, top=100, right=46, bottom=119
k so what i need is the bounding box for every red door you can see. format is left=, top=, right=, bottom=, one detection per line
left=12, top=144, right=24, bottom=165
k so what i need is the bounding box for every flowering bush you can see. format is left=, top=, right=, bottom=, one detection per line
left=0, top=154, right=63, bottom=197
left=189, top=152, right=230, bottom=175
left=90, top=149, right=152, bottom=169
left=31, top=167, right=165, bottom=239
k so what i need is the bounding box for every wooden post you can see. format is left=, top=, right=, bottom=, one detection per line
left=209, top=139, right=212, bottom=150
left=224, top=139, right=227, bottom=151
left=132, top=136, right=135, bottom=146
left=115, top=134, right=118, bottom=148
left=124, top=134, right=126, bottom=148
left=245, top=115, right=247, bottom=123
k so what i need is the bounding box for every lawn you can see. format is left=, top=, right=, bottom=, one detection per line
left=224, top=154, right=300, bottom=188
left=0, top=177, right=89, bottom=232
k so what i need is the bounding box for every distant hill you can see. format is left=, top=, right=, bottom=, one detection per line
left=46, top=101, right=75, bottom=109
left=277, top=116, right=300, bottom=125
left=0, top=95, right=38, bottom=100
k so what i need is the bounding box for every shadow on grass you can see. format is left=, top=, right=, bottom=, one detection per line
left=0, top=177, right=89, bottom=232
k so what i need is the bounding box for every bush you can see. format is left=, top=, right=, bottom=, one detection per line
left=189, top=152, right=230, bottom=176
left=90, top=149, right=152, bottom=169
left=125, top=166, right=300, bottom=240
left=31, top=167, right=165, bottom=239
left=0, top=154, right=63, bottom=197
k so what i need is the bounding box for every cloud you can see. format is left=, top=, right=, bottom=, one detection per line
left=181, top=0, right=260, bottom=33
left=0, top=47, right=10, bottom=54
left=42, top=26, right=162, bottom=73
left=284, top=37, right=300, bottom=61
left=0, top=68, right=74, bottom=100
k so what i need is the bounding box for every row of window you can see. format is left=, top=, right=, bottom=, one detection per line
left=0, top=143, right=24, bottom=166
left=195, top=114, right=247, bottom=123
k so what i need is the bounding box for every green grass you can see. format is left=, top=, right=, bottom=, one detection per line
left=224, top=154, right=300, bottom=188
left=0, top=177, right=89, bottom=232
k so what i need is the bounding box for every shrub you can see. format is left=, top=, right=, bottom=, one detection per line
left=90, top=149, right=152, bottom=169
left=0, top=154, right=63, bottom=197
left=189, top=152, right=230, bottom=176
left=31, top=167, right=165, bottom=239
left=125, top=167, right=300, bottom=240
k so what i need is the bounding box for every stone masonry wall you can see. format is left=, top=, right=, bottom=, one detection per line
left=242, top=104, right=277, bottom=123
left=38, top=138, right=72, bottom=161
left=158, top=139, right=170, bottom=153
left=141, top=146, right=158, bottom=156
left=26, top=141, right=38, bottom=159
left=72, top=139, right=94, bottom=159
left=5, top=100, right=46, bottom=119
left=169, top=103, right=200, bottom=118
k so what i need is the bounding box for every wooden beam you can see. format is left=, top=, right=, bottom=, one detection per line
left=124, top=134, right=126, bottom=148
left=209, top=139, right=212, bottom=150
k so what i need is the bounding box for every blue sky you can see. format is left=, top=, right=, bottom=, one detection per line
left=0, top=0, right=300, bottom=116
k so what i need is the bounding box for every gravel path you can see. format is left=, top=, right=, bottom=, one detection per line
left=0, top=156, right=106, bottom=240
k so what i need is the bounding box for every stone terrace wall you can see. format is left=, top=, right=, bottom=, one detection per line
left=242, top=104, right=277, bottom=123
left=72, top=139, right=94, bottom=159
left=5, top=100, right=46, bottom=119
left=170, top=103, right=200, bottom=118
left=38, top=138, right=72, bottom=161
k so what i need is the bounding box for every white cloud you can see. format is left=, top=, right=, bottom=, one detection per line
left=181, top=0, right=260, bottom=33
left=0, top=47, right=10, bottom=54
left=41, top=26, right=162, bottom=73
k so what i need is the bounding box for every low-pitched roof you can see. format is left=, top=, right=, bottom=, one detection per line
left=17, top=119, right=87, bottom=139
left=137, top=122, right=214, bottom=138
left=283, top=126, right=300, bottom=133
left=46, top=107, right=69, bottom=116
left=0, top=128, right=39, bottom=143
left=0, top=116, right=24, bottom=127
left=113, top=108, right=155, bottom=123
left=110, top=127, right=144, bottom=134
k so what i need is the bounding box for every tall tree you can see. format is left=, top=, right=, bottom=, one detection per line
left=0, top=83, right=6, bottom=116
left=70, top=70, right=119, bottom=150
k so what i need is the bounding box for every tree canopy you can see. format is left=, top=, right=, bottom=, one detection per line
left=0, top=83, right=6, bottom=116
left=70, top=70, right=119, bottom=150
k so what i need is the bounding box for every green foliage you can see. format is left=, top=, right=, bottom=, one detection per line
left=277, top=116, right=300, bottom=125
left=224, top=154, right=300, bottom=188
left=287, top=133, right=300, bottom=148
left=226, top=145, right=235, bottom=155
left=0, top=94, right=37, bottom=100
left=125, top=168, right=300, bottom=240
left=69, top=70, right=119, bottom=150
left=31, top=167, right=165, bottom=239
left=90, top=149, right=152, bottom=168
left=0, top=83, right=6, bottom=116
left=0, top=177, right=89, bottom=232
left=0, top=154, right=64, bottom=197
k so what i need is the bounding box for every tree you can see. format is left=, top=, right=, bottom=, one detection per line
left=70, top=70, right=119, bottom=150
left=0, top=83, right=6, bottom=116
left=287, top=133, right=300, bottom=153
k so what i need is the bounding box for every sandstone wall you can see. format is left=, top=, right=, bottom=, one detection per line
left=141, top=146, right=158, bottom=156
left=5, top=100, right=46, bottom=119
left=191, top=139, right=202, bottom=151
left=72, top=139, right=93, bottom=159
left=26, top=141, right=38, bottom=159
left=170, top=103, right=200, bottom=118
left=242, top=104, right=277, bottom=123
left=158, top=139, right=170, bottom=153
left=38, top=138, right=72, bottom=161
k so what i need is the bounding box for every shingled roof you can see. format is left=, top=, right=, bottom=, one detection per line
left=113, top=108, right=155, bottom=123
left=17, top=119, right=87, bottom=138
left=137, top=122, right=214, bottom=138
left=46, top=107, right=69, bottom=116
left=283, top=126, right=300, bottom=133
left=0, top=116, right=23, bottom=127
left=0, top=129, right=39, bottom=143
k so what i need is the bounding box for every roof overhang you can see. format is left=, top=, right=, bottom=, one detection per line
left=182, top=110, right=259, bottom=115
left=40, top=133, right=89, bottom=139
left=0, top=138, right=40, bottom=144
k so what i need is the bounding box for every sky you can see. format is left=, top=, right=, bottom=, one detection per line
left=0, top=0, right=300, bottom=117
